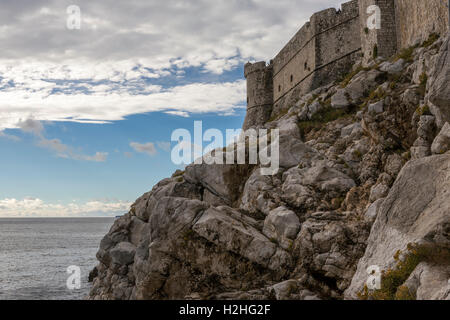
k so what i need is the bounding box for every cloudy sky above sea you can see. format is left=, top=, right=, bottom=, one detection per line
left=0, top=0, right=342, bottom=217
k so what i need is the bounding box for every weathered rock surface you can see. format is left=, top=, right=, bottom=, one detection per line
left=428, top=35, right=450, bottom=128
left=90, top=34, right=450, bottom=301
left=263, top=207, right=300, bottom=250
left=345, top=154, right=450, bottom=299
left=403, top=263, right=450, bottom=300
left=431, top=122, right=450, bottom=154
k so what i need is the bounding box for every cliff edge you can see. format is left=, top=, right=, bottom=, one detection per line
left=89, top=33, right=450, bottom=300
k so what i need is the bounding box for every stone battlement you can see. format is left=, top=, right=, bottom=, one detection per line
left=244, top=61, right=270, bottom=78
left=243, top=0, right=450, bottom=130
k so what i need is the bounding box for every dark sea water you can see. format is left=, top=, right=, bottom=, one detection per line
left=0, top=218, right=114, bottom=300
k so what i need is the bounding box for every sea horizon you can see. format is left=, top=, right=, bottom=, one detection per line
left=0, top=217, right=114, bottom=300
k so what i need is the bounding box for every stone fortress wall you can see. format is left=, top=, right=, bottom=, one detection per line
left=359, top=0, right=398, bottom=62
left=273, top=0, right=360, bottom=104
left=395, top=0, right=449, bottom=50
left=243, top=0, right=450, bottom=129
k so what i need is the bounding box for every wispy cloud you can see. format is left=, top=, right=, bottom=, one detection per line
left=130, top=141, right=157, bottom=156
left=17, top=118, right=108, bottom=162
left=0, top=197, right=131, bottom=217
left=0, top=131, right=20, bottom=141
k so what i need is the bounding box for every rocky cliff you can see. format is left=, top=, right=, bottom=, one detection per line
left=89, top=33, right=450, bottom=300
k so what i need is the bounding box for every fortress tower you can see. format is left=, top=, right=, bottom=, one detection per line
left=243, top=61, right=274, bottom=130
left=243, top=0, right=450, bottom=130
left=359, top=0, right=397, bottom=63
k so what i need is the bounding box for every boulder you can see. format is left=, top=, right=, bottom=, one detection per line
left=431, top=122, right=450, bottom=154
left=293, top=212, right=370, bottom=292
left=379, top=59, right=405, bottom=74
left=277, top=134, right=320, bottom=169
left=345, top=154, right=450, bottom=299
left=240, top=168, right=276, bottom=215
left=301, top=165, right=356, bottom=193
left=345, top=69, right=384, bottom=103
left=331, top=89, right=350, bottom=109
left=364, top=198, right=384, bottom=222
left=368, top=101, right=384, bottom=114
left=185, top=160, right=252, bottom=206
left=403, top=263, right=450, bottom=300
left=110, top=242, right=136, bottom=266
left=411, top=115, right=436, bottom=159
left=384, top=154, right=404, bottom=177
left=427, top=35, right=450, bottom=128
left=263, top=207, right=300, bottom=249
left=193, top=207, right=291, bottom=271
left=341, top=123, right=362, bottom=138
left=369, top=183, right=390, bottom=202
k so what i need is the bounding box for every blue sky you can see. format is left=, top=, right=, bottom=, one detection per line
left=0, top=0, right=342, bottom=216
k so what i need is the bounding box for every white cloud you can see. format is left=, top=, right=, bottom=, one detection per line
left=0, top=80, right=246, bottom=131
left=17, top=118, right=45, bottom=136
left=0, top=0, right=345, bottom=131
left=0, top=131, right=20, bottom=141
left=81, top=152, right=109, bottom=162
left=164, top=111, right=190, bottom=118
left=0, top=0, right=343, bottom=67
left=130, top=142, right=157, bottom=156
left=0, top=197, right=131, bottom=217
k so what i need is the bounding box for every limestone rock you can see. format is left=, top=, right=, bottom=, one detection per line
left=240, top=168, right=277, bottom=215
left=110, top=242, right=136, bottom=266
left=345, top=69, right=384, bottom=103
left=364, top=198, right=384, bottom=223
left=263, top=207, right=300, bottom=250
left=185, top=160, right=252, bottom=206
left=278, top=134, right=319, bottom=169
left=293, top=211, right=370, bottom=292
left=345, top=154, right=450, bottom=299
left=193, top=206, right=291, bottom=271
left=379, top=59, right=405, bottom=74
left=403, top=263, right=450, bottom=300
left=90, top=32, right=450, bottom=301
left=411, top=115, right=436, bottom=159
left=368, top=101, right=384, bottom=114
left=431, top=122, right=450, bottom=154
left=428, top=35, right=450, bottom=129
left=384, top=154, right=404, bottom=177
left=369, top=183, right=390, bottom=202
left=341, top=123, right=362, bottom=138
left=331, top=89, right=350, bottom=109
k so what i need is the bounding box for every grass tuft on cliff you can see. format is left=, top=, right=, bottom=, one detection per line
left=358, top=243, right=450, bottom=300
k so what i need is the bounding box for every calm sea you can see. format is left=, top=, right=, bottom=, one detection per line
left=0, top=218, right=114, bottom=300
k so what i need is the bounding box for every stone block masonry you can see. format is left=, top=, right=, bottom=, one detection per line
left=359, top=0, right=397, bottom=63
left=273, top=0, right=361, bottom=104
left=395, top=0, right=449, bottom=50
left=243, top=0, right=450, bottom=130
left=243, top=62, right=273, bottom=130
